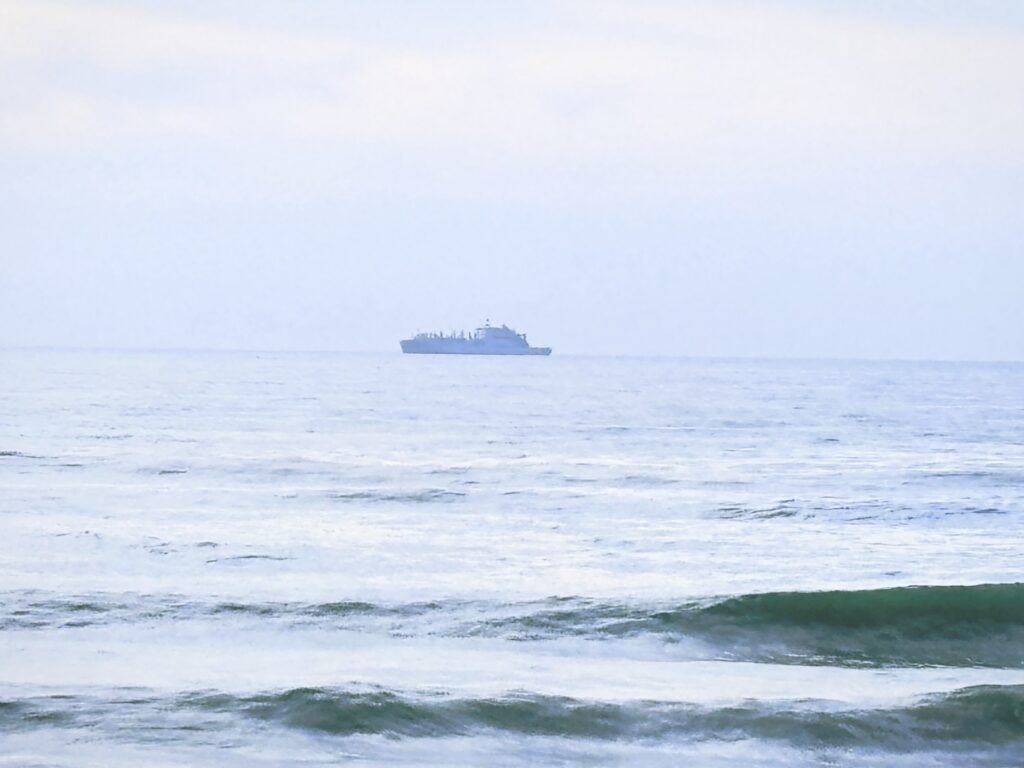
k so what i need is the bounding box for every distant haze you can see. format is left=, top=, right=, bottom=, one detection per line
left=2, top=1, right=1022, bottom=360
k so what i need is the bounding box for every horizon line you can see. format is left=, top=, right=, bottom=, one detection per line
left=1, top=344, right=1021, bottom=366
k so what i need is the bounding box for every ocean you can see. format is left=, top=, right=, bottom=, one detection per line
left=1, top=350, right=1022, bottom=766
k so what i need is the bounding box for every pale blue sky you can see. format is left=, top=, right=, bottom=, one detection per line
left=2, top=0, right=1022, bottom=359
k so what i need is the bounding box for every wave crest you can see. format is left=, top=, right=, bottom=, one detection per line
left=182, top=684, right=1024, bottom=746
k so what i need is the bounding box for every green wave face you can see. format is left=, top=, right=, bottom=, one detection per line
left=702, top=583, right=1024, bottom=632
left=7, top=685, right=1022, bottom=749
left=482, top=583, right=1024, bottom=668
left=677, top=583, right=1024, bottom=668
left=181, top=684, right=1024, bottom=746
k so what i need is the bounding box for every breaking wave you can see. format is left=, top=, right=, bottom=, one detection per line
left=481, top=583, right=1024, bottom=668
left=4, top=584, right=1021, bottom=668
left=4, top=685, right=1024, bottom=749
left=185, top=684, right=1024, bottom=746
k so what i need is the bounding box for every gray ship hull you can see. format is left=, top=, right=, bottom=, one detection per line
left=401, top=339, right=551, bottom=355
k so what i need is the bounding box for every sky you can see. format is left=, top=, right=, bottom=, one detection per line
left=2, top=0, right=1022, bottom=359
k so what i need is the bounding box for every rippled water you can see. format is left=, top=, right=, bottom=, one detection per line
left=1, top=350, right=1022, bottom=766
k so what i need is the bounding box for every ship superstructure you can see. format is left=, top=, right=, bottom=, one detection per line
left=401, top=322, right=551, bottom=355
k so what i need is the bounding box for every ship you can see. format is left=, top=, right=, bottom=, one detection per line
left=401, top=321, right=552, bottom=355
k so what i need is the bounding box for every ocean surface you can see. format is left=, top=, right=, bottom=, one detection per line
left=1, top=350, right=1023, bottom=767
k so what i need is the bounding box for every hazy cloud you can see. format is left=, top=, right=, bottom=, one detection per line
left=2, top=1, right=1022, bottom=358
